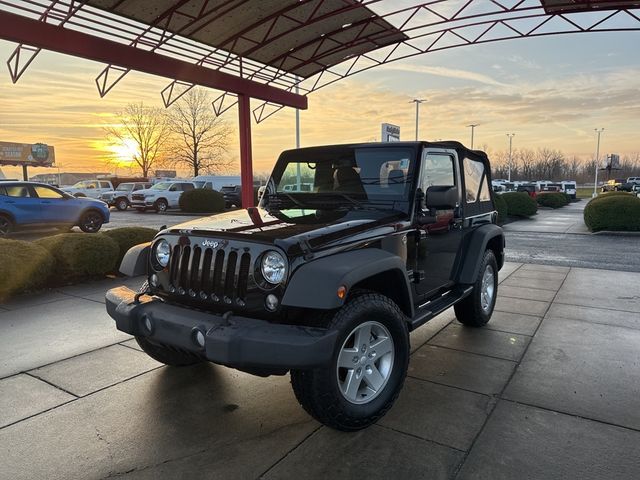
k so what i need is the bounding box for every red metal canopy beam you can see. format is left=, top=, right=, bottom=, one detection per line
left=0, top=10, right=307, bottom=110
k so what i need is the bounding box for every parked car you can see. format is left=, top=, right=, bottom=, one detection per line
left=560, top=181, right=577, bottom=199
left=602, top=178, right=626, bottom=192
left=130, top=181, right=196, bottom=212
left=63, top=179, right=114, bottom=199
left=626, top=176, right=640, bottom=185
left=193, top=175, right=242, bottom=191
left=0, top=181, right=109, bottom=236
left=106, top=141, right=504, bottom=431
left=100, top=182, right=152, bottom=211
left=516, top=184, right=537, bottom=198
left=220, top=185, right=242, bottom=208
left=63, top=176, right=148, bottom=199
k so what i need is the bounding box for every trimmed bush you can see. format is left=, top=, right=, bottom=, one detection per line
left=537, top=192, right=569, bottom=209
left=36, top=233, right=119, bottom=280
left=584, top=194, right=640, bottom=232
left=502, top=192, right=538, bottom=217
left=591, top=191, right=634, bottom=203
left=0, top=239, right=54, bottom=302
left=493, top=193, right=508, bottom=225
left=179, top=188, right=225, bottom=213
left=103, top=227, right=158, bottom=265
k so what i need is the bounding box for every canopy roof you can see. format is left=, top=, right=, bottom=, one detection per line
left=86, top=0, right=408, bottom=79
left=540, top=0, right=640, bottom=13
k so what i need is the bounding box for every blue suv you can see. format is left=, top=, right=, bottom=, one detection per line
left=0, top=182, right=110, bottom=236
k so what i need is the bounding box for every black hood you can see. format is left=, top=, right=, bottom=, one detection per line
left=166, top=207, right=407, bottom=254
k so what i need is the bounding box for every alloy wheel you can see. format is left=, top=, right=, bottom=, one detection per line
left=336, top=321, right=394, bottom=405
left=480, top=264, right=495, bottom=313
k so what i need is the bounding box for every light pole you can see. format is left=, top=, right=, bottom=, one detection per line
left=295, top=77, right=301, bottom=190
left=506, top=133, right=515, bottom=182
left=410, top=99, right=426, bottom=140
left=467, top=124, right=479, bottom=149
left=593, top=128, right=604, bottom=197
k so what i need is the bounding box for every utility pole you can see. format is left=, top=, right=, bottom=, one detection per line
left=410, top=99, right=426, bottom=141
left=506, top=133, right=516, bottom=182
left=295, top=78, right=301, bottom=190
left=467, top=124, right=479, bottom=149
left=593, top=128, right=604, bottom=197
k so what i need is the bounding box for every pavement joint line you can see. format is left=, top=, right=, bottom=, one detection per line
left=24, top=371, right=79, bottom=398
left=552, top=300, right=640, bottom=316
left=118, top=341, right=142, bottom=352
left=406, top=374, right=495, bottom=399
left=452, top=267, right=569, bottom=479
left=542, top=314, right=640, bottom=333
left=500, top=398, right=640, bottom=435
left=258, top=425, right=324, bottom=478
left=424, top=342, right=527, bottom=364
left=0, top=339, right=133, bottom=382
left=410, top=317, right=456, bottom=354
left=0, top=292, right=76, bottom=312
left=0, top=365, right=166, bottom=432
left=481, top=325, right=535, bottom=337
left=375, top=423, right=468, bottom=454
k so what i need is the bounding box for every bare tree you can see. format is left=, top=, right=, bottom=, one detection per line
left=104, top=102, right=171, bottom=177
left=168, top=89, right=233, bottom=177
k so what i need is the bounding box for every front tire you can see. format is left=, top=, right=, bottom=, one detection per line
left=155, top=199, right=168, bottom=213
left=115, top=198, right=129, bottom=211
left=135, top=336, right=203, bottom=367
left=454, top=250, right=498, bottom=327
left=291, top=292, right=409, bottom=431
left=78, top=210, right=104, bottom=233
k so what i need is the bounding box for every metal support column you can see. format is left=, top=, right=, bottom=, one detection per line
left=238, top=94, right=254, bottom=208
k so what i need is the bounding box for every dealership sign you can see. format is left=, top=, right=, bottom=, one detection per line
left=381, top=123, right=400, bottom=142
left=0, top=141, right=56, bottom=167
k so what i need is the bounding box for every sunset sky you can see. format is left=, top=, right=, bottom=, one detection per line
left=0, top=26, right=639, bottom=180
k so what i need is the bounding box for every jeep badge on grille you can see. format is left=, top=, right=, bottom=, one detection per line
left=202, top=239, right=220, bottom=248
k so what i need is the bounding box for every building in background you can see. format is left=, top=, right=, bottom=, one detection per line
left=29, top=172, right=108, bottom=186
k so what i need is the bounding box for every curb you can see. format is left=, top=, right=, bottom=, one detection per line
left=592, top=230, right=640, bottom=237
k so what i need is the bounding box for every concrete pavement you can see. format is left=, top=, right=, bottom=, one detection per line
left=2, top=263, right=640, bottom=479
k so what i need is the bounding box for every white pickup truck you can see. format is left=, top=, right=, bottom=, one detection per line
left=129, top=181, right=196, bottom=212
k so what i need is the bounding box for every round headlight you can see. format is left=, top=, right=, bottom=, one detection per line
left=154, top=239, right=171, bottom=268
left=261, top=251, right=287, bottom=284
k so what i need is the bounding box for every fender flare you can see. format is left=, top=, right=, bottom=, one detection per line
left=455, top=224, right=505, bottom=284
left=281, top=249, right=413, bottom=316
left=120, top=242, right=150, bottom=276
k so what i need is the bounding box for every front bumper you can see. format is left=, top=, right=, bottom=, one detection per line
left=106, top=286, right=338, bottom=370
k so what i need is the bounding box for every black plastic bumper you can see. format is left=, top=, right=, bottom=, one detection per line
left=105, top=286, right=338, bottom=370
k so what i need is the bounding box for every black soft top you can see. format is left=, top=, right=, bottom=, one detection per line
left=284, top=141, right=490, bottom=167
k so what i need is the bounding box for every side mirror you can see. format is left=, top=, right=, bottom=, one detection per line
left=425, top=186, right=458, bottom=210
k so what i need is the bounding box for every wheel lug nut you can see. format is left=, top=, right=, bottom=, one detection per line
left=352, top=356, right=359, bottom=363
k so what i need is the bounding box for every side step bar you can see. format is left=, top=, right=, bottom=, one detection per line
left=408, top=286, right=473, bottom=331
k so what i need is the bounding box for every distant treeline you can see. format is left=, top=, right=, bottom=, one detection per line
left=486, top=147, right=640, bottom=183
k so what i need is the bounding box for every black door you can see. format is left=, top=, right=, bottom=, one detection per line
left=415, top=151, right=464, bottom=298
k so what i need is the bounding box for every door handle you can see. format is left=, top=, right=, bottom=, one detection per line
left=5, top=200, right=16, bottom=204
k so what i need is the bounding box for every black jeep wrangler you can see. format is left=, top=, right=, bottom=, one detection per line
left=106, top=141, right=504, bottom=431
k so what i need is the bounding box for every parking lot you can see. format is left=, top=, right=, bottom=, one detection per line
left=1, top=262, right=640, bottom=479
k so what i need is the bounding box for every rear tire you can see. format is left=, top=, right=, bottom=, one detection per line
left=135, top=336, right=203, bottom=367
left=78, top=210, right=104, bottom=233
left=291, top=292, right=409, bottom=431
left=0, top=215, right=13, bottom=237
left=454, top=250, right=498, bottom=327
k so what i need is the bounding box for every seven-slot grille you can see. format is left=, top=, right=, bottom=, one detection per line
left=168, top=244, right=252, bottom=304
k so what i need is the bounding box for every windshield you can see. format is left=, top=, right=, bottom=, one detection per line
left=116, top=184, right=133, bottom=191
left=264, top=146, right=416, bottom=213
left=151, top=183, right=171, bottom=190
left=71, top=181, right=87, bottom=188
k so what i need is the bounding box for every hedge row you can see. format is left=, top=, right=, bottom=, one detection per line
left=501, top=192, right=538, bottom=218
left=0, top=227, right=157, bottom=302
left=536, top=192, right=570, bottom=209
left=179, top=188, right=225, bottom=213
left=584, top=193, right=640, bottom=232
